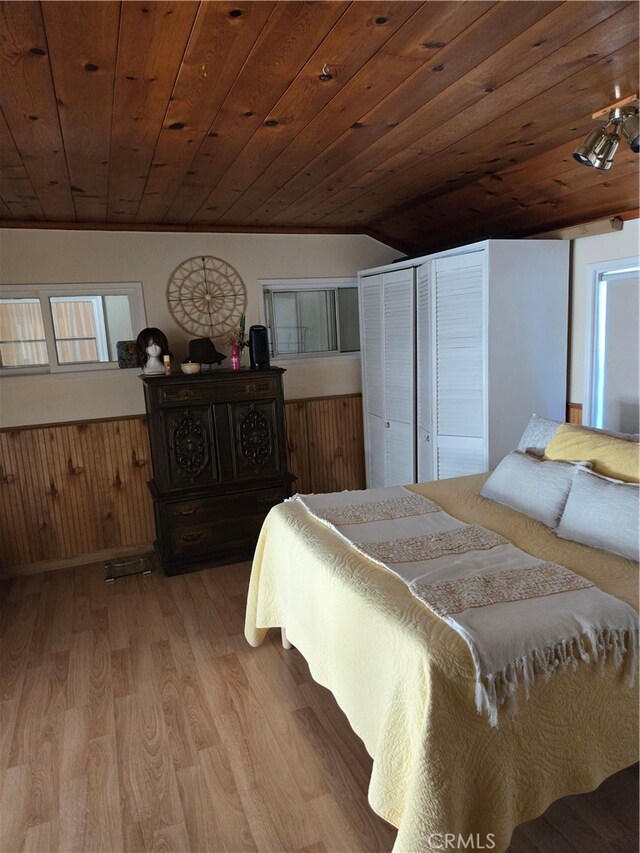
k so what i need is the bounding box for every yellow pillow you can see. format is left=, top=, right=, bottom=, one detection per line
left=545, top=423, right=639, bottom=483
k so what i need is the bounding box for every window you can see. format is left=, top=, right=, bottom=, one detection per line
left=583, top=258, right=640, bottom=433
left=0, top=297, right=48, bottom=367
left=261, top=278, right=359, bottom=357
left=0, top=283, right=146, bottom=373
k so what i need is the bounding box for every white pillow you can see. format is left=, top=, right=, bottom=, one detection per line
left=480, top=451, right=584, bottom=528
left=556, top=467, right=639, bottom=561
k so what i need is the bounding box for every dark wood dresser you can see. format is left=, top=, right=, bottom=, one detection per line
left=142, top=368, right=293, bottom=575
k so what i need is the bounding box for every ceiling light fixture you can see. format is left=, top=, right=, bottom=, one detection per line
left=617, top=107, right=639, bottom=152
left=573, top=102, right=639, bottom=170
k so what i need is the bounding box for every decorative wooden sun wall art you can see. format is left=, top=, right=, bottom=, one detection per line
left=167, top=255, right=247, bottom=339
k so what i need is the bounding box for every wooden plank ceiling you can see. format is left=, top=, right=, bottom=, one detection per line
left=0, top=0, right=638, bottom=254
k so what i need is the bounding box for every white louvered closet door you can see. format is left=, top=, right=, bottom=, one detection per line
left=383, top=269, right=415, bottom=486
left=360, top=274, right=385, bottom=487
left=416, top=262, right=433, bottom=482
left=433, top=253, right=487, bottom=479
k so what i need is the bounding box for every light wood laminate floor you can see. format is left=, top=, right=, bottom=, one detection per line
left=0, top=559, right=637, bottom=853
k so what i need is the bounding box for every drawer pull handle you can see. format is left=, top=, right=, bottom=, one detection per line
left=180, top=531, right=203, bottom=543
left=245, top=383, right=257, bottom=393
left=176, top=507, right=196, bottom=517
left=166, top=389, right=194, bottom=401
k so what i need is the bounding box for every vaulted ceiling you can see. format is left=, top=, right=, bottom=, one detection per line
left=1, top=1, right=638, bottom=254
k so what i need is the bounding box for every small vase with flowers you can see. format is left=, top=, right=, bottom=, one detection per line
left=228, top=314, right=248, bottom=372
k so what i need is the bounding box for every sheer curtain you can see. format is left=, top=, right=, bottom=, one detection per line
left=51, top=299, right=98, bottom=363
left=0, top=300, right=48, bottom=367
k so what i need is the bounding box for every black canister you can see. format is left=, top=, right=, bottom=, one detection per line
left=249, top=325, right=270, bottom=370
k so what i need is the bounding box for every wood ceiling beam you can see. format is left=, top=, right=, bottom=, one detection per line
left=190, top=0, right=487, bottom=226
left=227, top=1, right=566, bottom=226
left=106, top=0, right=200, bottom=222
left=0, top=220, right=372, bottom=238
left=379, top=160, right=638, bottom=253
left=389, top=145, right=638, bottom=241
left=184, top=1, right=423, bottom=227
left=162, top=1, right=350, bottom=225
left=0, top=196, right=12, bottom=219
left=207, top=2, right=500, bottom=225
left=41, top=1, right=120, bottom=222
left=462, top=171, right=637, bottom=238
left=0, top=107, right=44, bottom=220
left=324, top=36, right=637, bottom=224
left=352, top=41, right=638, bottom=231
left=135, top=0, right=277, bottom=223
left=273, top=2, right=637, bottom=228
left=591, top=92, right=638, bottom=119
left=0, top=1, right=637, bottom=245
left=0, top=1, right=75, bottom=220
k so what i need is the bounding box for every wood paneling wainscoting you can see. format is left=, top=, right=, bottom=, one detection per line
left=285, top=395, right=365, bottom=495
left=0, top=417, right=154, bottom=577
left=0, top=394, right=365, bottom=578
left=0, top=398, right=582, bottom=578
left=567, top=402, right=583, bottom=424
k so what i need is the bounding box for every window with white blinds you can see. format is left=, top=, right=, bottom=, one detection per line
left=260, top=278, right=359, bottom=358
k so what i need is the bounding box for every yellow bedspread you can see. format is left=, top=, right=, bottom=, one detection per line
left=244, top=474, right=639, bottom=852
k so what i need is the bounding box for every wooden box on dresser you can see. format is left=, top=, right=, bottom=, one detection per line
left=142, top=368, right=293, bottom=575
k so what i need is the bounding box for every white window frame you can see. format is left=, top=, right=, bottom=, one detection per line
left=49, top=294, right=109, bottom=363
left=259, top=277, right=359, bottom=360
left=582, top=256, right=639, bottom=428
left=0, top=282, right=147, bottom=375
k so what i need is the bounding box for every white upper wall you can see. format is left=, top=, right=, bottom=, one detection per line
left=569, top=219, right=640, bottom=403
left=0, top=228, right=400, bottom=428
left=2, top=221, right=637, bottom=428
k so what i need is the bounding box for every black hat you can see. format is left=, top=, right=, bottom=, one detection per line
left=188, top=338, right=226, bottom=364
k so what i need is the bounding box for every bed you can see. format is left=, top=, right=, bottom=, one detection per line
left=244, top=466, right=638, bottom=852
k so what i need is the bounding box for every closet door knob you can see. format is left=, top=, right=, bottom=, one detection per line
left=384, top=421, right=390, bottom=428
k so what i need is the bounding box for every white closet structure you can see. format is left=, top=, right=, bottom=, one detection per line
left=358, top=239, right=569, bottom=487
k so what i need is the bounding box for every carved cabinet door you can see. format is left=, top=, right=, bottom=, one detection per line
left=162, top=407, right=218, bottom=490
left=229, top=401, right=281, bottom=480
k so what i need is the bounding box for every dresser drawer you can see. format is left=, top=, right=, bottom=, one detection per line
left=158, top=377, right=277, bottom=406
left=164, top=486, right=289, bottom=527
left=169, top=515, right=265, bottom=560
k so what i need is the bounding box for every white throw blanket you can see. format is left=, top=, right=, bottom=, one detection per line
left=291, top=486, right=639, bottom=726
